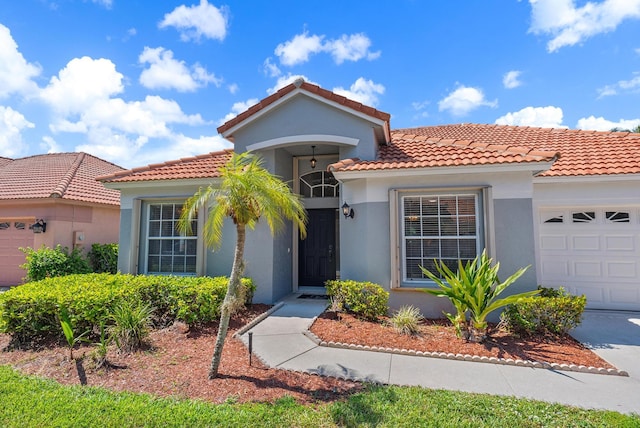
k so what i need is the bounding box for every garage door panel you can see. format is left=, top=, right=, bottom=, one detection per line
left=571, top=235, right=600, bottom=250
left=540, top=235, right=567, bottom=250
left=540, top=260, right=569, bottom=277
left=574, top=284, right=605, bottom=304
left=538, top=207, right=640, bottom=311
left=606, top=261, right=637, bottom=278
left=604, top=235, right=635, bottom=251
left=574, top=261, right=601, bottom=277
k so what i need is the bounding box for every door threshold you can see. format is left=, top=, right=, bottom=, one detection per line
left=297, top=286, right=327, bottom=296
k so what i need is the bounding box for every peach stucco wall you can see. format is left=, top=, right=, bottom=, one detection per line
left=0, top=200, right=120, bottom=286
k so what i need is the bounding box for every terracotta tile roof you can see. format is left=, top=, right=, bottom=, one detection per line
left=0, top=157, right=11, bottom=168
left=98, top=150, right=233, bottom=183
left=329, top=132, right=559, bottom=173
left=392, top=124, right=640, bottom=177
left=217, top=79, right=391, bottom=136
left=0, top=152, right=123, bottom=205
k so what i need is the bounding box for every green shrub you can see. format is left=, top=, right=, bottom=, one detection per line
left=88, top=243, right=119, bottom=274
left=0, top=273, right=254, bottom=343
left=109, top=300, right=153, bottom=353
left=20, top=245, right=91, bottom=282
left=501, top=286, right=587, bottom=336
left=390, top=305, right=423, bottom=336
left=325, top=279, right=389, bottom=320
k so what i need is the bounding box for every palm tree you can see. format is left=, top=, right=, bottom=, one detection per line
left=178, top=152, right=307, bottom=379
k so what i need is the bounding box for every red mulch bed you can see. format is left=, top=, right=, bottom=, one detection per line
left=310, top=311, right=613, bottom=369
left=0, top=305, right=362, bottom=404
left=0, top=305, right=614, bottom=405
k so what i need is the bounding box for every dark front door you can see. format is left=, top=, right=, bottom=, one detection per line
left=299, top=208, right=336, bottom=286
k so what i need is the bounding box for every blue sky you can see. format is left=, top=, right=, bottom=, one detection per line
left=1, top=0, right=640, bottom=168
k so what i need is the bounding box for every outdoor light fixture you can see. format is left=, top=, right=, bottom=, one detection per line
left=310, top=145, right=317, bottom=169
left=342, top=202, right=354, bottom=219
left=30, top=219, right=47, bottom=234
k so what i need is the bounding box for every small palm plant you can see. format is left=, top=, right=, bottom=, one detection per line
left=420, top=250, right=539, bottom=343
left=109, top=300, right=153, bottom=353
left=59, top=307, right=89, bottom=360
left=390, top=305, right=423, bottom=336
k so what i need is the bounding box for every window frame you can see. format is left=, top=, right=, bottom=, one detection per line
left=391, top=187, right=488, bottom=289
left=143, top=201, right=202, bottom=276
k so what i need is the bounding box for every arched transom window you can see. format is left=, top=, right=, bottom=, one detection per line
left=299, top=171, right=339, bottom=198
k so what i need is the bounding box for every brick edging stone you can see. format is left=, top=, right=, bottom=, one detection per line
left=302, top=330, right=629, bottom=377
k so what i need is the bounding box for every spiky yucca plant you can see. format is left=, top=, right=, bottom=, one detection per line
left=420, top=250, right=538, bottom=343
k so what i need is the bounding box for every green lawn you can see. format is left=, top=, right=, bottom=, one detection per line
left=1, top=365, right=638, bottom=427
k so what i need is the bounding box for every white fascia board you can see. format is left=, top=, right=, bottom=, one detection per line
left=221, top=88, right=387, bottom=137
left=332, top=161, right=555, bottom=181
left=247, top=134, right=359, bottom=152
left=102, top=178, right=220, bottom=191
left=533, top=173, right=640, bottom=184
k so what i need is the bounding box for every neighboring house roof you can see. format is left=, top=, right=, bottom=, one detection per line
left=329, top=132, right=559, bottom=173
left=0, top=152, right=123, bottom=205
left=0, top=157, right=11, bottom=168
left=98, top=150, right=233, bottom=184
left=217, top=79, right=391, bottom=141
left=393, top=124, right=640, bottom=177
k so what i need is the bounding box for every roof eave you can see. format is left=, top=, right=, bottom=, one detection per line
left=331, top=161, right=557, bottom=180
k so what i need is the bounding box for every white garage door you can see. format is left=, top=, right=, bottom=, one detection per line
left=538, top=207, right=640, bottom=311
left=0, top=219, right=34, bottom=287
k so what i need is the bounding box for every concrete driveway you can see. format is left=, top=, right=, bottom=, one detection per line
left=571, top=310, right=640, bottom=378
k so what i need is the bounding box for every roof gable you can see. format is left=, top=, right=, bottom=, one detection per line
left=0, top=152, right=123, bottom=205
left=217, top=79, right=391, bottom=144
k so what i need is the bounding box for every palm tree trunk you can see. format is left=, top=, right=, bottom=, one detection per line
left=208, top=223, right=246, bottom=379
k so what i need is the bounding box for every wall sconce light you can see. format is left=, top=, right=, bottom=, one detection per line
left=310, top=145, right=317, bottom=169
left=342, top=202, right=354, bottom=219
left=30, top=219, right=47, bottom=233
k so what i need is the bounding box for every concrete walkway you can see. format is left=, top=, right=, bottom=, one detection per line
left=238, top=295, right=640, bottom=415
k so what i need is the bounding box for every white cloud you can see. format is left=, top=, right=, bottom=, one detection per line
left=529, top=0, right=640, bottom=52
left=325, top=33, right=381, bottom=64
left=495, top=106, right=565, bottom=128
left=262, top=57, right=281, bottom=77
left=40, top=135, right=62, bottom=153
left=333, top=78, right=385, bottom=107
left=40, top=56, right=124, bottom=115
left=0, top=106, right=34, bottom=157
left=576, top=115, right=640, bottom=131
left=503, top=70, right=523, bottom=89
left=438, top=85, right=497, bottom=116
left=274, top=32, right=324, bottom=66
left=159, top=0, right=228, bottom=42
left=411, top=100, right=430, bottom=119
left=274, top=31, right=380, bottom=66
left=40, top=56, right=209, bottom=167
left=597, top=72, right=640, bottom=97
left=140, top=134, right=230, bottom=165
left=139, top=47, right=221, bottom=92
left=227, top=83, right=239, bottom=94
left=0, top=24, right=41, bottom=99
left=92, top=0, right=112, bottom=9
left=219, top=98, right=259, bottom=125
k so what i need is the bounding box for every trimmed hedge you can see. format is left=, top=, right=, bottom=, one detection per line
left=501, top=286, right=586, bottom=336
left=0, top=273, right=255, bottom=343
left=326, top=279, right=389, bottom=320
